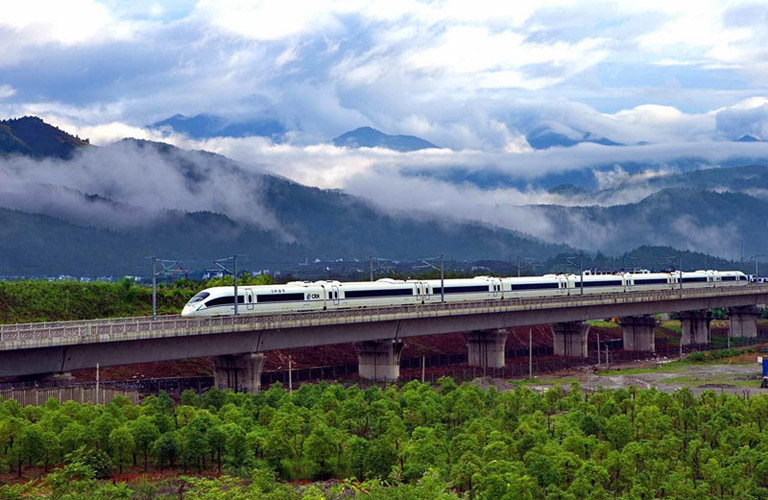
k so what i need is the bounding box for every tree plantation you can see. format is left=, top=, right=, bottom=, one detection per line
left=2, top=380, right=768, bottom=499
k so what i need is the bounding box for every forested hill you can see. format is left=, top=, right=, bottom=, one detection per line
left=0, top=116, right=90, bottom=158
left=0, top=133, right=570, bottom=276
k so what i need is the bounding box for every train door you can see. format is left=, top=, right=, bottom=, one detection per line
left=491, top=279, right=500, bottom=298
left=332, top=285, right=340, bottom=306
left=246, top=289, right=254, bottom=311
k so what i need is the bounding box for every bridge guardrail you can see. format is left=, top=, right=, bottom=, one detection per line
left=1, top=285, right=767, bottom=347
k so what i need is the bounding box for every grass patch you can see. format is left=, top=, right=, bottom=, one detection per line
left=686, top=347, right=754, bottom=362
left=661, top=374, right=760, bottom=388
left=588, top=320, right=620, bottom=328
left=596, top=361, right=693, bottom=376
left=660, top=320, right=681, bottom=334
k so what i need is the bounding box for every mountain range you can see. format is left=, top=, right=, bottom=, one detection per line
left=1, top=115, right=768, bottom=275
left=0, top=118, right=566, bottom=275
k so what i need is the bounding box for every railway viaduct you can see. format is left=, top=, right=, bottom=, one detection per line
left=1, top=286, right=766, bottom=393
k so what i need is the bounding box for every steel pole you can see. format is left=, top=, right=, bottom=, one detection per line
left=152, top=257, right=157, bottom=320
left=528, top=328, right=532, bottom=379
left=370, top=255, right=373, bottom=282
left=233, top=254, right=238, bottom=316
left=440, top=254, right=445, bottom=303
left=597, top=332, right=600, bottom=367
left=580, top=255, right=584, bottom=296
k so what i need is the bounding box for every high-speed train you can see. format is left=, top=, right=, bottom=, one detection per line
left=181, top=270, right=748, bottom=317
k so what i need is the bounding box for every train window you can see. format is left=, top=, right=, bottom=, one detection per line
left=634, top=278, right=668, bottom=285
left=512, top=282, right=559, bottom=290
left=346, top=288, right=413, bottom=298
left=434, top=285, right=488, bottom=294
left=682, top=277, right=708, bottom=283
left=205, top=295, right=245, bottom=307
left=189, top=292, right=210, bottom=303
left=257, top=293, right=305, bottom=303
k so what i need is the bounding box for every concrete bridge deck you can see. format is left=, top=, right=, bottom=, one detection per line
left=0, top=285, right=766, bottom=380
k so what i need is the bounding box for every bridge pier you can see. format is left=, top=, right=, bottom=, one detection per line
left=466, top=329, right=509, bottom=368
left=552, top=322, right=590, bottom=357
left=620, top=316, right=657, bottom=352
left=355, top=340, right=404, bottom=382
left=729, top=306, right=760, bottom=338
left=680, top=310, right=711, bottom=345
left=212, top=353, right=265, bottom=394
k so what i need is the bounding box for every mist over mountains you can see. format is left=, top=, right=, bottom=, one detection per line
left=1, top=116, right=768, bottom=275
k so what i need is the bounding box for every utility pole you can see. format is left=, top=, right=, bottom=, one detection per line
left=418, top=255, right=445, bottom=303
left=369, top=256, right=391, bottom=282
left=566, top=254, right=585, bottom=295
left=146, top=257, right=189, bottom=320
left=214, top=255, right=243, bottom=316
left=751, top=255, right=766, bottom=282
left=517, top=257, right=537, bottom=277
left=528, top=328, right=533, bottom=379
left=151, top=257, right=157, bottom=320
left=95, top=362, right=100, bottom=406
left=288, top=355, right=292, bottom=394
left=597, top=332, right=601, bottom=367
left=440, top=254, right=444, bottom=304
left=664, top=255, right=683, bottom=291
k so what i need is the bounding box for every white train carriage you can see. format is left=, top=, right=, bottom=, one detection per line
left=422, top=276, right=502, bottom=303
left=502, top=274, right=567, bottom=298
left=626, top=271, right=674, bottom=290
left=566, top=272, right=626, bottom=295
left=325, top=279, right=422, bottom=309
left=182, top=282, right=328, bottom=317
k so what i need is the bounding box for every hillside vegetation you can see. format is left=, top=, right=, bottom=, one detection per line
left=0, top=276, right=272, bottom=324
left=2, top=381, right=768, bottom=499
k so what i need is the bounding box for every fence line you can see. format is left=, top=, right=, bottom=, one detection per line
left=2, top=333, right=765, bottom=399
left=0, top=386, right=139, bottom=406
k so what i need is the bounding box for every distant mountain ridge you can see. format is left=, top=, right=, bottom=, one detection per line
left=332, top=127, right=440, bottom=152
left=526, top=126, right=624, bottom=150
left=148, top=113, right=287, bottom=140
left=0, top=116, right=90, bottom=159
left=0, top=121, right=569, bottom=275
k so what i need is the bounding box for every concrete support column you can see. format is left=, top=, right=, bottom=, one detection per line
left=620, top=316, right=657, bottom=352
left=729, top=306, right=760, bottom=338
left=355, top=340, right=404, bottom=382
left=212, top=353, right=265, bottom=394
left=680, top=310, right=712, bottom=345
left=552, top=322, right=590, bottom=357
left=465, top=329, right=509, bottom=368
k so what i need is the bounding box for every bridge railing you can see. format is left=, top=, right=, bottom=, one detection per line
left=1, top=285, right=766, bottom=346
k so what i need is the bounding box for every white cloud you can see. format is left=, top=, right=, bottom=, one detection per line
left=0, top=85, right=16, bottom=99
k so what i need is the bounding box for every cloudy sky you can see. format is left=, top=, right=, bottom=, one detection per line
left=2, top=0, right=768, bottom=253
left=2, top=0, right=768, bottom=145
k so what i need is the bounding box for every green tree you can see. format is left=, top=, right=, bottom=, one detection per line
left=130, top=416, right=159, bottom=471
left=109, top=425, right=135, bottom=474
